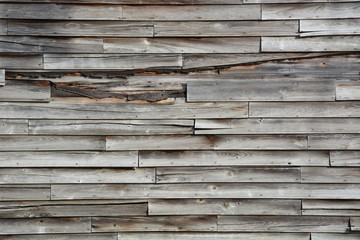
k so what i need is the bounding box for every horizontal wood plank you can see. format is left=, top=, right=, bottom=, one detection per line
left=302, top=210, right=360, bottom=216
left=309, top=134, right=360, bottom=150
left=0, top=234, right=117, bottom=240
left=245, top=0, right=326, bottom=2
left=0, top=185, right=50, bottom=201
left=312, top=233, right=360, bottom=240
left=0, top=80, right=50, bottom=102
left=301, top=167, right=360, bottom=183
left=0, top=120, right=28, bottom=135
left=0, top=69, right=4, bottom=85
left=300, top=19, right=360, bottom=37
left=0, top=55, right=43, bottom=69
left=303, top=200, right=360, bottom=210
left=0, top=20, right=6, bottom=35
left=330, top=151, right=360, bottom=166
left=351, top=217, right=360, bottom=231
left=336, top=80, right=360, bottom=101
left=0, top=0, right=243, bottom=3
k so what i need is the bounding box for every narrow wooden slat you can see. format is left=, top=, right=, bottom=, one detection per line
left=351, top=217, right=360, bottom=231
left=218, top=216, right=349, bottom=232
left=0, top=234, right=117, bottom=240
left=148, top=199, right=301, bottom=215
left=336, top=80, right=360, bottom=100
left=0, top=69, right=4, bottom=85
left=312, top=233, right=360, bottom=240
left=245, top=0, right=326, bottom=2
left=139, top=150, right=329, bottom=167
left=302, top=210, right=360, bottom=216
left=0, top=0, right=243, bottom=3
left=300, top=19, right=360, bottom=37
left=262, top=36, right=360, bottom=52
left=0, top=80, right=50, bottom=102
left=301, top=167, right=360, bottom=183
left=0, top=55, right=43, bottom=69
left=0, top=185, right=50, bottom=201
left=187, top=80, right=335, bottom=102
left=330, top=151, right=360, bottom=166
left=123, top=5, right=260, bottom=20
left=0, top=218, right=91, bottom=234
left=0, top=120, right=28, bottom=135
left=303, top=200, right=360, bottom=210
left=309, top=134, right=360, bottom=150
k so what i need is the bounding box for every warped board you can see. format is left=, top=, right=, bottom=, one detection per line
left=312, top=233, right=360, bottom=240
left=301, top=167, right=360, bottom=183
left=139, top=150, right=329, bottom=167
left=0, top=168, right=155, bottom=184
left=302, top=210, right=360, bottom=216
left=330, top=151, right=360, bottom=166
left=187, top=80, right=335, bottom=101
left=29, top=120, right=193, bottom=135
left=8, top=21, right=153, bottom=37
left=262, top=36, right=360, bottom=52
left=154, top=21, right=298, bottom=37
left=262, top=3, right=360, bottom=19
left=0, top=151, right=137, bottom=167
left=92, top=216, right=217, bottom=232
left=148, top=199, right=301, bottom=215
left=249, top=102, right=360, bottom=118
left=0, top=80, right=50, bottom=102
left=0, top=218, right=91, bottom=234
left=0, top=185, right=50, bottom=201
left=0, top=55, right=42, bottom=69
left=351, top=217, right=360, bottom=231
left=0, top=69, right=3, bottom=85
left=303, top=200, right=360, bottom=210
left=106, top=135, right=214, bottom=150
left=0, top=136, right=106, bottom=151
left=217, top=216, right=349, bottom=232
left=0, top=4, right=122, bottom=20
left=0, top=234, right=117, bottom=240
left=43, top=54, right=182, bottom=70
left=123, top=5, right=260, bottom=20
left=309, top=134, right=360, bottom=150
left=104, top=37, right=260, bottom=54
left=0, top=120, right=28, bottom=135
left=214, top=135, right=307, bottom=150
left=195, top=118, right=360, bottom=134
left=336, top=80, right=360, bottom=100
left=156, top=167, right=300, bottom=183
left=300, top=19, right=360, bottom=37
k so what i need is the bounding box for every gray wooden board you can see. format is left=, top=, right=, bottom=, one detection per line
left=262, top=3, right=360, bottom=20
left=0, top=234, right=117, bottom=240
left=156, top=167, right=301, bottom=183
left=0, top=36, right=103, bottom=53
left=154, top=21, right=298, bottom=37
left=312, top=233, right=360, bottom=240
left=187, top=80, right=335, bottom=102
left=0, top=99, right=248, bottom=119
left=0, top=136, right=106, bottom=151
left=107, top=135, right=214, bottom=150
left=302, top=167, right=360, bottom=183
left=302, top=210, right=360, bottom=216
left=249, top=102, right=360, bottom=117
left=336, top=80, right=360, bottom=101
left=0, top=69, right=4, bottom=85
left=330, top=151, right=360, bottom=166
left=0, top=218, right=91, bottom=234
left=309, top=134, right=360, bottom=150
left=51, top=183, right=360, bottom=199
left=0, top=120, right=28, bottom=134
left=29, top=120, right=193, bottom=135
left=92, top=216, right=217, bottom=232
left=0, top=151, right=137, bottom=167
left=0, top=20, right=6, bottom=35
left=44, top=54, right=182, bottom=70
left=245, top=0, right=326, bottom=2
left=0, top=0, right=243, bottom=3
left=0, top=168, right=155, bottom=184
left=195, top=118, right=360, bottom=134
left=351, top=217, right=360, bottom=231
left=0, top=80, right=50, bottom=102
left=262, top=36, right=360, bottom=52
left=303, top=200, right=360, bottom=210
left=8, top=21, right=153, bottom=37
left=148, top=199, right=301, bottom=215
left=139, top=150, right=329, bottom=167
left=104, top=37, right=260, bottom=54
left=300, top=19, right=360, bottom=37
left=123, top=5, right=260, bottom=20
left=217, top=216, right=350, bottom=232
left=0, top=185, right=50, bottom=201
left=0, top=55, right=43, bottom=69
left=214, top=135, right=307, bottom=150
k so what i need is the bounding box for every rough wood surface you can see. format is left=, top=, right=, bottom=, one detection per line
left=0, top=185, right=50, bottom=201
left=0, top=21, right=6, bottom=35
left=330, top=151, right=360, bottom=166
left=300, top=19, right=360, bottom=37
left=0, top=0, right=243, bottom=3
left=351, top=217, right=360, bottom=231
left=303, top=200, right=360, bottom=210
left=301, top=167, right=360, bottom=183
left=0, top=55, right=43, bottom=69
left=0, top=69, right=4, bottom=85
left=312, top=233, right=360, bottom=240
left=336, top=80, right=360, bottom=100
left=309, top=134, right=360, bottom=150
left=302, top=210, right=360, bottom=216
left=0, top=234, right=117, bottom=240
left=0, top=80, right=50, bottom=102
left=0, top=120, right=28, bottom=135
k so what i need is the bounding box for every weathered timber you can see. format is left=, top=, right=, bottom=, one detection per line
left=0, top=234, right=117, bottom=240
left=301, top=167, right=360, bottom=183
left=0, top=20, right=6, bottom=35
left=245, top=0, right=326, bottom=2
left=0, top=0, right=243, bottom=3
left=302, top=210, right=360, bottom=216
left=0, top=185, right=50, bottom=201
left=351, top=217, right=360, bottom=231
left=148, top=199, right=301, bottom=215
left=300, top=19, right=360, bottom=37
left=0, top=69, right=4, bottom=85
left=312, top=233, right=360, bottom=240
left=139, top=150, right=329, bottom=167
left=303, top=200, right=360, bottom=210
left=0, top=120, right=28, bottom=134
left=0, top=80, right=50, bottom=102
left=336, top=80, right=360, bottom=100
left=0, top=55, right=43, bottom=69
left=330, top=151, right=360, bottom=166
left=309, top=134, right=360, bottom=150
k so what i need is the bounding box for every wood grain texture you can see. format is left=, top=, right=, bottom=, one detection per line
left=0, top=69, right=4, bottom=85
left=309, top=134, right=360, bottom=150
left=0, top=234, right=117, bottom=240
left=0, top=120, right=28, bottom=135
left=300, top=19, right=360, bottom=37
left=351, top=217, right=360, bottom=231
left=0, top=55, right=43, bottom=69
left=302, top=210, right=360, bottom=216
left=148, top=199, right=301, bottom=215
left=139, top=150, right=329, bottom=167
left=301, top=167, right=360, bottom=183
left=0, top=20, right=6, bottom=35
left=336, top=80, right=360, bottom=100
left=0, top=185, right=50, bottom=201
left=312, top=233, right=360, bottom=240
left=245, top=0, right=326, bottom=2
left=330, top=151, right=360, bottom=166
left=0, top=0, right=243, bottom=3
left=303, top=200, right=360, bottom=210
left=0, top=80, right=50, bottom=102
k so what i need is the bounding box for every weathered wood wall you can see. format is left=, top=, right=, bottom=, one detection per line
left=0, top=1, right=359, bottom=239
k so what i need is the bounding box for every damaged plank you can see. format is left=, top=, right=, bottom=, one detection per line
left=0, top=80, right=50, bottom=102
left=336, top=80, right=360, bottom=101
left=330, top=151, right=360, bottom=167
left=301, top=167, right=360, bottom=183
left=309, top=134, right=360, bottom=150
left=0, top=120, right=28, bottom=135
left=0, top=185, right=50, bottom=201
left=300, top=19, right=360, bottom=37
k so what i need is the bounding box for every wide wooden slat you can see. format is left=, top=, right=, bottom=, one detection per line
left=0, top=120, right=28, bottom=135
left=0, top=80, right=50, bottom=102
left=187, top=80, right=335, bottom=102
left=0, top=185, right=50, bottom=201
left=148, top=199, right=301, bottom=215
left=301, top=167, right=360, bottom=183
left=336, top=80, right=360, bottom=101
left=139, top=150, right=329, bottom=167
left=302, top=210, right=360, bottom=216
left=218, top=216, right=349, bottom=232
left=154, top=21, right=298, bottom=37
left=309, top=134, right=360, bottom=150
left=262, top=3, right=360, bottom=20
left=0, top=218, right=91, bottom=234
left=0, top=234, right=117, bottom=240
left=330, top=151, right=360, bottom=166
left=351, top=217, right=360, bottom=231
left=0, top=55, right=43, bottom=69
left=156, top=167, right=300, bottom=183
left=303, top=200, right=360, bottom=210
left=300, top=19, right=360, bottom=37
left=195, top=118, right=360, bottom=134
left=262, top=36, right=360, bottom=52
left=123, top=5, right=260, bottom=20
left=312, top=233, right=360, bottom=240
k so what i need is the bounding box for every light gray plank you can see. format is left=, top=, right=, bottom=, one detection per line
left=218, top=216, right=349, bottom=232
left=337, top=80, right=360, bottom=100
left=214, top=135, right=307, bottom=150
left=0, top=218, right=91, bottom=234
left=0, top=136, right=105, bottom=151
left=250, top=102, right=360, bottom=117
left=149, top=199, right=301, bottom=215
left=104, top=37, right=259, bottom=54
left=331, top=151, right=360, bottom=166
left=107, top=135, right=214, bottom=150
left=301, top=167, right=360, bottom=183
left=195, top=118, right=360, bottom=134
left=262, top=36, right=360, bottom=52
left=312, top=233, right=360, bottom=240
left=92, top=216, right=217, bottom=232
left=0, top=0, right=243, bottom=3
left=0, top=234, right=117, bottom=240
left=0, top=20, right=6, bottom=35
left=0, top=80, right=50, bottom=102
left=123, top=5, right=260, bottom=20
left=8, top=21, right=153, bottom=37
left=1, top=4, right=122, bottom=20
left=154, top=21, right=298, bottom=37
left=187, top=80, right=335, bottom=101
left=0, top=55, right=43, bottom=69
left=302, top=210, right=360, bottom=216
left=351, top=217, right=360, bottom=231
left=139, top=150, right=329, bottom=167
left=303, top=200, right=360, bottom=210
left=0, top=151, right=137, bottom=167
left=262, top=3, right=360, bottom=20
left=156, top=167, right=300, bottom=183
left=246, top=0, right=325, bottom=2
left=0, top=185, right=50, bottom=201
left=300, top=19, right=360, bottom=37
left=0, top=69, right=4, bottom=85
left=309, top=134, right=360, bottom=150
left=0, top=120, right=28, bottom=135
